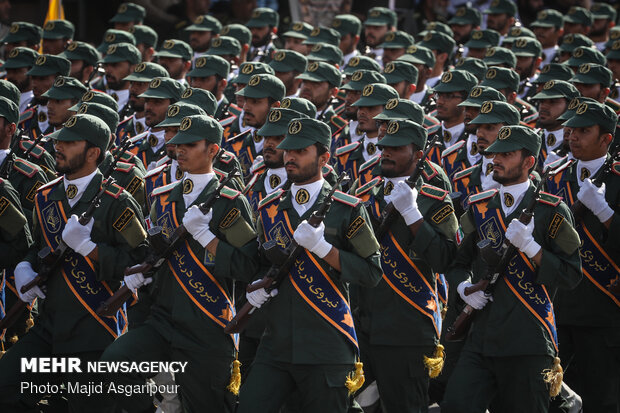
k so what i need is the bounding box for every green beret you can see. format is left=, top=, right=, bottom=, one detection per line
left=511, top=37, right=542, bottom=58
left=343, top=56, right=381, bottom=76
left=138, top=77, right=186, bottom=100
left=220, top=24, right=251, bottom=46
left=130, top=25, right=158, bottom=48
left=258, top=108, right=309, bottom=137
left=236, top=74, right=285, bottom=101
left=484, top=0, right=517, bottom=16
left=101, top=42, right=141, bottom=65
left=374, top=98, right=424, bottom=124
left=206, top=36, right=241, bottom=57
left=185, top=14, right=222, bottom=33
left=469, top=100, right=520, bottom=125
left=449, top=6, right=482, bottom=26
left=233, top=62, right=275, bottom=85
left=155, top=39, right=192, bottom=61
left=480, top=66, right=519, bottom=93
left=458, top=85, right=506, bottom=108
left=179, top=87, right=217, bottom=116
left=277, top=117, right=331, bottom=150
left=605, top=28, right=620, bottom=51
left=419, top=22, right=454, bottom=38
left=530, top=9, right=564, bottom=29
left=42, top=76, right=88, bottom=100
left=246, top=7, right=279, bottom=28
left=558, top=33, right=593, bottom=53
left=419, top=31, right=457, bottom=54
left=531, top=79, right=580, bottom=100
left=464, top=29, right=500, bottom=49
left=382, top=60, right=418, bottom=85
left=97, top=29, right=136, bottom=53
left=502, top=26, right=536, bottom=45
left=124, top=62, right=169, bottom=82
left=303, top=26, right=341, bottom=47
left=297, top=61, right=342, bottom=87
left=0, top=80, right=21, bottom=106
left=26, top=54, right=70, bottom=77
left=482, top=46, right=516, bottom=68
left=269, top=50, right=307, bottom=73
left=454, top=57, right=488, bottom=81
left=76, top=102, right=119, bottom=134
left=432, top=69, right=478, bottom=93
left=156, top=102, right=206, bottom=128
left=379, top=119, right=427, bottom=149
left=42, top=20, right=74, bottom=40
left=341, top=70, right=386, bottom=91
left=188, top=55, right=230, bottom=79
left=109, top=2, right=146, bottom=24
left=307, top=43, right=343, bottom=66
left=400, top=44, right=435, bottom=67
left=280, top=97, right=317, bottom=118
left=558, top=96, right=597, bottom=122
left=567, top=46, right=606, bottom=68
left=485, top=124, right=542, bottom=156
left=380, top=30, right=415, bottom=49
left=332, top=14, right=362, bottom=36
left=2, top=47, right=38, bottom=69
left=365, top=7, right=397, bottom=27
left=283, top=21, right=314, bottom=39
left=51, top=114, right=110, bottom=154
left=564, top=6, right=593, bottom=26
left=533, top=63, right=573, bottom=84
left=0, top=96, right=19, bottom=124
left=352, top=83, right=399, bottom=107
left=168, top=114, right=223, bottom=145
left=59, top=41, right=100, bottom=66
left=70, top=90, right=119, bottom=112
left=606, top=39, right=620, bottom=59
left=562, top=99, right=617, bottom=133
left=1, top=22, right=42, bottom=45
left=570, top=63, right=612, bottom=88
left=591, top=2, right=617, bottom=21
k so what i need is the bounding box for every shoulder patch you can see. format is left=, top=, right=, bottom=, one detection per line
left=12, top=158, right=37, bottom=178
left=151, top=181, right=180, bottom=197
left=441, top=140, right=466, bottom=158
left=104, top=182, right=124, bottom=199
left=219, top=208, right=240, bottom=229
left=155, top=155, right=171, bottom=168
left=419, top=184, right=448, bottom=201
left=330, top=115, right=347, bottom=129
left=228, top=104, right=242, bottom=117
left=548, top=212, right=564, bottom=239
left=113, top=207, right=136, bottom=232
left=37, top=176, right=63, bottom=192
left=431, top=204, right=454, bottom=224
left=214, top=167, right=227, bottom=180
left=144, top=163, right=167, bottom=179
left=538, top=191, right=562, bottom=207
left=454, top=164, right=477, bottom=180
left=250, top=158, right=265, bottom=175
left=335, top=141, right=361, bottom=157
left=422, top=159, right=439, bottom=181
left=355, top=176, right=383, bottom=197
left=346, top=216, right=366, bottom=239
left=19, top=108, right=35, bottom=123
left=126, top=176, right=142, bottom=195
left=220, top=185, right=240, bottom=200
left=332, top=190, right=361, bottom=207
left=612, top=161, right=620, bottom=176
left=18, top=139, right=44, bottom=159
left=424, top=115, right=441, bottom=134
left=258, top=187, right=285, bottom=209
left=219, top=116, right=236, bottom=127
left=358, top=154, right=381, bottom=174
left=114, top=161, right=134, bottom=173
left=322, top=164, right=334, bottom=177
left=219, top=150, right=234, bottom=164
left=468, top=188, right=498, bottom=204
left=244, top=172, right=260, bottom=194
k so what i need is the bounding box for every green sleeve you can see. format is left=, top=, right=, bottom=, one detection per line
left=0, top=182, right=32, bottom=269
left=410, top=200, right=458, bottom=273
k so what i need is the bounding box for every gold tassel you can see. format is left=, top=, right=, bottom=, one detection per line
left=423, top=344, right=445, bottom=378
left=9, top=335, right=18, bottom=344
left=345, top=360, right=365, bottom=395
left=0, top=341, right=5, bottom=359
left=227, top=359, right=242, bottom=395
left=441, top=305, right=448, bottom=320
left=26, top=315, right=34, bottom=330
left=542, top=357, right=563, bottom=397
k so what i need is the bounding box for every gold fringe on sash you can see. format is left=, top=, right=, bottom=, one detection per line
left=441, top=306, right=447, bottom=320
left=345, top=360, right=365, bottom=395
left=0, top=341, right=5, bottom=359
left=227, top=358, right=242, bottom=395
left=542, top=357, right=563, bottom=397
left=26, top=314, right=34, bottom=330
left=423, top=344, right=445, bottom=378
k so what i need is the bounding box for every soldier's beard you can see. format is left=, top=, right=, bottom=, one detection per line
left=264, top=149, right=284, bottom=168
left=380, top=154, right=416, bottom=177
left=286, top=159, right=320, bottom=183
left=56, top=147, right=88, bottom=175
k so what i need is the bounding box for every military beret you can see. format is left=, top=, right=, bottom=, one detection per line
left=130, top=25, right=158, bottom=48
left=179, top=87, right=217, bottom=116
left=419, top=22, right=454, bottom=38
left=558, top=33, right=593, bottom=53
left=155, top=39, right=192, bottom=61
left=341, top=70, right=386, bottom=91
left=258, top=108, right=309, bottom=137
left=564, top=6, right=593, bottom=26
left=374, top=98, right=424, bottom=124
left=449, top=6, right=482, bottom=26
left=1, top=22, right=42, bottom=45
left=418, top=31, right=457, bottom=54
left=206, top=36, right=241, bottom=57
left=532, top=79, right=580, bottom=100
left=558, top=96, right=597, bottom=122
left=332, top=14, right=362, bottom=37
left=50, top=114, right=110, bottom=154
left=246, top=7, right=279, bottom=28
left=530, top=9, right=564, bottom=28
left=124, top=62, right=169, bottom=82
left=296, top=61, right=342, bottom=87
left=185, top=14, right=222, bottom=33
left=485, top=125, right=541, bottom=156
left=75, top=102, right=119, bottom=134
left=343, top=56, right=381, bottom=76
left=59, top=41, right=100, bottom=66
left=365, top=7, right=397, bottom=27
left=605, top=28, right=620, bottom=51
left=480, top=66, right=519, bottom=93
left=168, top=114, right=223, bottom=145
left=591, top=3, right=617, bottom=21
left=277, top=117, right=331, bottom=150
left=2, top=46, right=38, bottom=69
left=0, top=96, right=19, bottom=124
left=283, top=21, right=314, bottom=39
left=42, top=76, right=88, bottom=100
left=567, top=46, right=606, bottom=67
left=570, top=63, right=613, bottom=88
left=458, top=85, right=506, bottom=108
left=42, top=20, right=74, bottom=40
left=352, top=83, right=399, bottom=107
left=97, top=29, right=136, bottom=53
left=483, top=46, right=516, bottom=68
left=101, top=42, right=141, bottom=65
left=236, top=74, right=285, bottom=101
left=502, top=26, right=536, bottom=45
left=0, top=80, right=21, bottom=106
left=234, top=62, right=275, bottom=85
left=156, top=102, right=206, bottom=128
left=379, top=119, right=427, bottom=149
left=454, top=57, right=488, bottom=81
left=400, top=44, right=435, bottom=67
left=469, top=100, right=520, bottom=125
left=511, top=37, right=542, bottom=58
left=269, top=50, right=307, bottom=73
left=380, top=30, right=415, bottom=49
left=302, top=26, right=341, bottom=47
left=220, top=24, right=251, bottom=46
left=562, top=99, right=617, bottom=133
left=533, top=63, right=573, bottom=84
left=606, top=39, right=620, bottom=60
left=465, top=29, right=501, bottom=49
left=382, top=60, right=418, bottom=85
left=138, top=77, right=186, bottom=100
left=280, top=97, right=317, bottom=118
left=484, top=0, right=517, bottom=16
left=70, top=90, right=119, bottom=112
left=109, top=2, right=146, bottom=23
left=307, top=43, right=343, bottom=66
left=188, top=55, right=230, bottom=79
left=432, top=70, right=478, bottom=93
left=26, top=54, right=70, bottom=77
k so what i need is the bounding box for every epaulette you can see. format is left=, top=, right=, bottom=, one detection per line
left=453, top=164, right=477, bottom=180
left=19, top=108, right=35, bottom=123
left=613, top=161, right=620, bottom=176
left=424, top=115, right=441, bottom=134
left=219, top=116, right=236, bottom=128
left=250, top=158, right=265, bottom=175
left=545, top=155, right=570, bottom=171
left=37, top=176, right=63, bottom=192
left=522, top=111, right=538, bottom=125
left=104, top=182, right=124, bottom=199
left=332, top=190, right=361, bottom=207
left=336, top=89, right=346, bottom=100
left=151, top=181, right=180, bottom=197
left=244, top=172, right=260, bottom=194
left=322, top=164, right=334, bottom=177
left=214, top=167, right=227, bottom=180
left=228, top=104, right=242, bottom=117
left=422, top=159, right=439, bottom=181
left=18, top=139, right=45, bottom=159
left=419, top=184, right=448, bottom=201
left=114, top=161, right=134, bottom=173
left=538, top=191, right=562, bottom=207
left=605, top=98, right=620, bottom=114
left=335, top=141, right=361, bottom=157
left=119, top=151, right=136, bottom=163
left=441, top=140, right=466, bottom=159
left=355, top=176, right=383, bottom=197
left=12, top=157, right=37, bottom=178
left=219, top=150, right=234, bottom=164
left=116, top=115, right=132, bottom=133
left=330, top=115, right=347, bottom=130
left=156, top=155, right=171, bottom=168
left=258, top=188, right=284, bottom=209
left=333, top=102, right=346, bottom=116
left=220, top=186, right=240, bottom=200
left=144, top=163, right=167, bottom=179
left=468, top=189, right=498, bottom=204
left=358, top=154, right=380, bottom=174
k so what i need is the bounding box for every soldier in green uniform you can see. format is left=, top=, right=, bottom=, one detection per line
left=281, top=21, right=313, bottom=55
left=40, top=19, right=74, bottom=56
left=237, top=117, right=382, bottom=413
left=353, top=119, right=458, bottom=412
left=510, top=37, right=543, bottom=101
left=58, top=41, right=102, bottom=84
left=269, top=49, right=308, bottom=99
left=398, top=45, right=436, bottom=110
left=0, top=114, right=148, bottom=412
left=544, top=101, right=620, bottom=412
left=246, top=8, right=278, bottom=63
left=101, top=114, right=259, bottom=413
left=100, top=42, right=142, bottom=117
left=0, top=21, right=42, bottom=57
left=184, top=14, right=222, bottom=58
left=441, top=125, right=582, bottom=413
left=154, top=39, right=192, bottom=87
left=109, top=2, right=146, bottom=32
left=570, top=63, right=620, bottom=115
left=130, top=24, right=158, bottom=63
left=2, top=47, right=38, bottom=112
left=187, top=55, right=239, bottom=121
left=40, top=76, right=88, bottom=139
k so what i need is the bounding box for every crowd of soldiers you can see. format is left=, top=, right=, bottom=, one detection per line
left=0, top=1, right=618, bottom=412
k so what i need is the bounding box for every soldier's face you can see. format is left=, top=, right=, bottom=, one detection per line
left=164, top=126, right=178, bottom=159
left=176, top=140, right=218, bottom=173
left=492, top=150, right=531, bottom=184
left=158, top=57, right=186, bottom=79
left=299, top=80, right=332, bottom=110
left=533, top=26, right=562, bottom=49
left=6, top=67, right=31, bottom=92
left=250, top=26, right=271, bottom=47
left=486, top=13, right=510, bottom=34
left=574, top=82, right=607, bottom=103
left=380, top=144, right=418, bottom=177
left=104, top=61, right=132, bottom=90
left=516, top=56, right=536, bottom=80
left=364, top=25, right=388, bottom=48
left=466, top=47, right=486, bottom=59
left=189, top=75, right=217, bottom=93
left=47, top=98, right=74, bottom=127
left=284, top=144, right=329, bottom=184
left=357, top=105, right=383, bottom=133
left=382, top=48, right=405, bottom=66
left=263, top=135, right=285, bottom=168
left=607, top=58, right=620, bottom=80
left=42, top=38, right=66, bottom=55
left=567, top=125, right=611, bottom=161
left=129, top=81, right=149, bottom=112
left=476, top=122, right=503, bottom=150
left=389, top=81, right=412, bottom=99
left=450, top=24, right=473, bottom=45
left=435, top=92, right=465, bottom=124
left=144, top=98, right=171, bottom=127
left=463, top=106, right=480, bottom=134
left=563, top=22, right=589, bottom=36
left=189, top=31, right=213, bottom=52
left=54, top=140, right=91, bottom=175
left=235, top=83, right=246, bottom=108
left=113, top=22, right=135, bottom=32
left=274, top=71, right=300, bottom=96
left=242, top=97, right=272, bottom=127
left=537, top=98, right=567, bottom=129
left=344, top=90, right=361, bottom=118
left=284, top=37, right=309, bottom=55
left=339, top=34, right=357, bottom=55
left=31, top=74, right=56, bottom=99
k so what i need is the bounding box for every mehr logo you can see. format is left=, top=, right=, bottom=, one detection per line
left=181, top=88, right=193, bottom=99
left=54, top=77, right=66, bottom=87
left=65, top=116, right=78, bottom=128
left=308, top=62, right=319, bottom=72
left=384, top=62, right=395, bottom=73
left=248, top=75, right=261, bottom=86
left=576, top=102, right=588, bottom=115
left=135, top=62, right=147, bottom=72
left=36, top=55, right=46, bottom=66
left=274, top=51, right=286, bottom=61
left=67, top=42, right=78, bottom=51
left=241, top=64, right=254, bottom=74
left=362, top=84, right=374, bottom=96
left=486, top=68, right=497, bottom=79
left=579, top=63, right=591, bottom=74
left=480, top=101, right=493, bottom=114
left=107, top=45, right=117, bottom=55
left=44, top=21, right=55, bottom=31
left=167, top=105, right=180, bottom=117
left=472, top=31, right=483, bottom=40
left=470, top=87, right=483, bottom=98
left=441, top=72, right=453, bottom=83
left=385, top=98, right=398, bottom=110
left=163, top=40, right=175, bottom=49
left=498, top=126, right=511, bottom=140
left=387, top=121, right=399, bottom=134
left=268, top=109, right=282, bottom=123
left=281, top=98, right=291, bottom=109
left=77, top=104, right=89, bottom=114
left=543, top=80, right=555, bottom=90
left=150, top=78, right=162, bottom=88
left=105, top=33, right=116, bottom=43
left=351, top=71, right=363, bottom=81
left=180, top=117, right=192, bottom=131
left=196, top=57, right=207, bottom=68
left=288, top=120, right=302, bottom=134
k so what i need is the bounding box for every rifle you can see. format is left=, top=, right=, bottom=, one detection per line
left=375, top=134, right=441, bottom=241
left=86, top=63, right=105, bottom=90
left=101, top=133, right=144, bottom=178
left=21, top=131, right=47, bottom=161
left=0, top=177, right=117, bottom=331
left=96, top=165, right=241, bottom=317
left=445, top=167, right=556, bottom=341
left=224, top=172, right=350, bottom=334
left=0, top=128, right=24, bottom=179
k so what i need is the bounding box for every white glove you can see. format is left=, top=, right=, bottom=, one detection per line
left=457, top=281, right=489, bottom=310
left=62, top=215, right=96, bottom=257
left=577, top=179, right=614, bottom=223
left=183, top=205, right=216, bottom=248
left=14, top=261, right=45, bottom=303
left=250, top=155, right=264, bottom=173
left=246, top=280, right=278, bottom=308
left=293, top=221, right=333, bottom=258
left=505, top=218, right=541, bottom=259
left=124, top=267, right=153, bottom=291
left=391, top=181, right=423, bottom=225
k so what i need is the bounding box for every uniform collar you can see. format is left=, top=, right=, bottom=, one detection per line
left=265, top=167, right=287, bottom=192
left=466, top=134, right=482, bottom=166
left=576, top=155, right=607, bottom=185
left=289, top=177, right=325, bottom=217
left=20, top=90, right=34, bottom=113
left=148, top=129, right=166, bottom=153
left=409, top=86, right=428, bottom=104
left=426, top=74, right=442, bottom=89
left=108, top=88, right=130, bottom=113
left=62, top=169, right=100, bottom=208
left=383, top=175, right=408, bottom=204
left=362, top=134, right=381, bottom=161
left=542, top=128, right=563, bottom=152
left=181, top=172, right=216, bottom=207
left=442, top=122, right=465, bottom=147
left=0, top=148, right=9, bottom=166
left=499, top=180, right=530, bottom=216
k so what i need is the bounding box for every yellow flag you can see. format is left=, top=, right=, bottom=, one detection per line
left=44, top=0, right=65, bottom=22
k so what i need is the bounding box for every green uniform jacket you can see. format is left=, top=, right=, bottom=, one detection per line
left=254, top=181, right=383, bottom=365
left=450, top=183, right=581, bottom=357
left=24, top=172, right=149, bottom=353
left=356, top=177, right=459, bottom=346
left=147, top=178, right=259, bottom=355
left=14, top=138, right=57, bottom=180
left=100, top=153, right=147, bottom=214
left=0, top=179, right=32, bottom=270
left=3, top=156, right=49, bottom=227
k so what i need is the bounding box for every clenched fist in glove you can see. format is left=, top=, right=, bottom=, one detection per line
left=124, top=265, right=153, bottom=291
left=505, top=218, right=541, bottom=259
left=183, top=205, right=216, bottom=248
left=293, top=220, right=333, bottom=258
left=577, top=178, right=614, bottom=223
left=62, top=215, right=96, bottom=257
left=391, top=181, right=423, bottom=225
left=15, top=261, right=45, bottom=303
left=246, top=279, right=278, bottom=308
left=457, top=281, right=490, bottom=310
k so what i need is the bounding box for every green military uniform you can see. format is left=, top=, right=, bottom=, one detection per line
left=237, top=118, right=383, bottom=413
left=246, top=8, right=278, bottom=63
left=0, top=115, right=148, bottom=413
left=101, top=115, right=259, bottom=413
left=441, top=125, right=582, bottom=413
